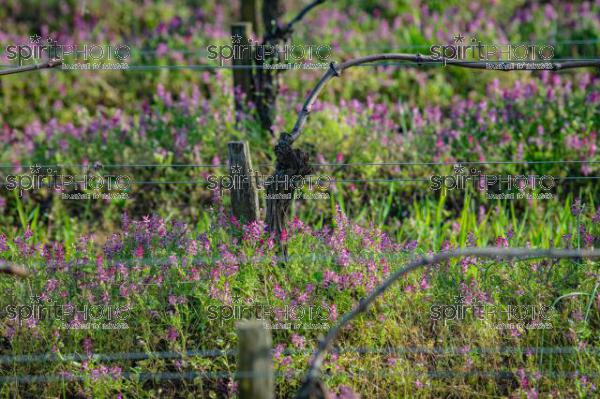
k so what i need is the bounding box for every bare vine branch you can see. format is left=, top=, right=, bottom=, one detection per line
left=0, top=262, right=29, bottom=277
left=288, top=54, right=600, bottom=143
left=284, top=0, right=326, bottom=33
left=264, top=0, right=326, bottom=41
left=0, top=58, right=62, bottom=77
left=295, top=247, right=600, bottom=399
left=264, top=52, right=599, bottom=241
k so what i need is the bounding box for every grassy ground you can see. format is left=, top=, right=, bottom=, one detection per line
left=0, top=0, right=599, bottom=397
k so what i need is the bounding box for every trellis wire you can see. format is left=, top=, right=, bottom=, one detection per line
left=6, top=245, right=597, bottom=274
left=1, top=37, right=596, bottom=63
left=1, top=369, right=597, bottom=385
left=129, top=39, right=600, bottom=54
left=1, top=160, right=598, bottom=169
left=1, top=346, right=596, bottom=365
left=2, top=57, right=600, bottom=71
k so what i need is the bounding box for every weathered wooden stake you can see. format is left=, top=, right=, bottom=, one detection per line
left=231, top=22, right=254, bottom=119
left=228, top=141, right=260, bottom=223
left=237, top=320, right=274, bottom=399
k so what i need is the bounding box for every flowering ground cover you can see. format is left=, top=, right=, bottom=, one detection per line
left=0, top=1, right=599, bottom=397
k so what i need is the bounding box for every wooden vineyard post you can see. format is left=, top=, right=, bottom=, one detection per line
left=236, top=320, right=274, bottom=399
left=228, top=141, right=260, bottom=223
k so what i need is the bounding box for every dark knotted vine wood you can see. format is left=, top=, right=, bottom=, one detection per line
left=254, top=0, right=327, bottom=133
left=231, top=22, right=255, bottom=119
left=237, top=320, right=274, bottom=399
left=265, top=133, right=312, bottom=257
left=228, top=141, right=260, bottom=223
left=253, top=0, right=285, bottom=134
left=295, top=247, right=600, bottom=399
left=240, top=0, right=260, bottom=36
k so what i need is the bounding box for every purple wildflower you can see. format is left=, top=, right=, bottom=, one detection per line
left=291, top=334, right=305, bottom=349
left=83, top=337, right=93, bottom=357
left=571, top=198, right=583, bottom=216
left=166, top=327, right=179, bottom=342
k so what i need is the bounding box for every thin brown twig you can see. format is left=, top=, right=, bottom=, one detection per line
left=287, top=54, right=600, bottom=143
left=0, top=262, right=29, bottom=277
left=295, top=247, right=600, bottom=399
left=0, top=58, right=62, bottom=77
